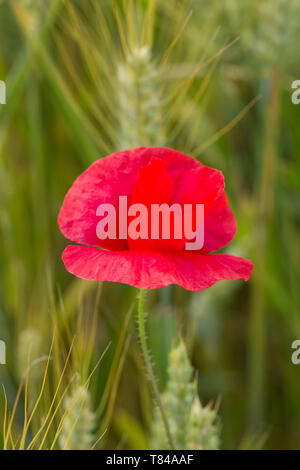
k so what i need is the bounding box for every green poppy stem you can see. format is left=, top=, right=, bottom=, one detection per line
left=137, top=288, right=174, bottom=450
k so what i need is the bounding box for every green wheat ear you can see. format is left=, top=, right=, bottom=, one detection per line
left=59, top=376, right=96, bottom=450
left=150, top=341, right=220, bottom=450
left=220, top=0, right=300, bottom=73
left=118, top=45, right=165, bottom=149
left=186, top=396, right=220, bottom=450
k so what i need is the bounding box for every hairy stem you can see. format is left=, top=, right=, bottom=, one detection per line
left=137, top=289, right=174, bottom=449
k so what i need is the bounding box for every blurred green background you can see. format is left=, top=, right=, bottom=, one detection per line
left=0, top=0, right=300, bottom=450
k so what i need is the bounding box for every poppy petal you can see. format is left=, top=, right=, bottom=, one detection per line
left=201, top=193, right=237, bottom=253
left=170, top=166, right=236, bottom=253
left=62, top=245, right=253, bottom=292
left=58, top=147, right=201, bottom=251
left=172, top=165, right=225, bottom=209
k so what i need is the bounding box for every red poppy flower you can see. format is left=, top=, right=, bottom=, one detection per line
left=58, top=147, right=253, bottom=292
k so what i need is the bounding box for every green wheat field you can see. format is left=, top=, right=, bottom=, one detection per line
left=0, top=0, right=300, bottom=450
